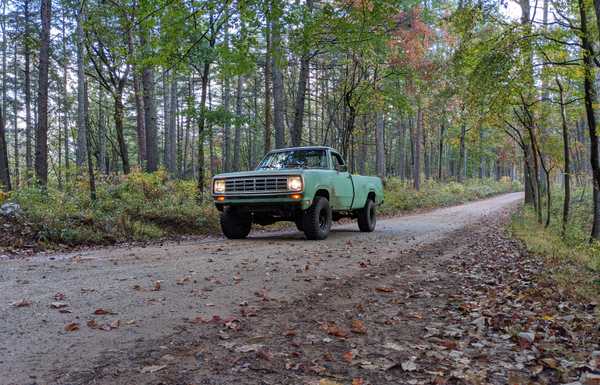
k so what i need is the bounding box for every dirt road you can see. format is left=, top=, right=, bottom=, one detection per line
left=1, top=193, right=524, bottom=385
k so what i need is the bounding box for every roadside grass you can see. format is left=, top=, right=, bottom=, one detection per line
left=511, top=189, right=600, bottom=301
left=1, top=172, right=520, bottom=249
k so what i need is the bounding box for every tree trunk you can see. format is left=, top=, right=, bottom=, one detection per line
left=438, top=121, right=445, bottom=180
left=84, top=80, right=96, bottom=201
left=458, top=120, right=466, bottom=183
left=35, top=0, right=51, bottom=187
left=128, top=21, right=146, bottom=168
left=197, top=59, right=210, bottom=201
left=271, top=0, right=285, bottom=148
left=0, top=108, right=10, bottom=190
left=98, top=85, right=107, bottom=173
left=233, top=75, right=243, bottom=171
left=24, top=0, right=32, bottom=178
left=143, top=67, right=158, bottom=172
left=264, top=11, right=272, bottom=154
left=12, top=25, right=19, bottom=186
left=114, top=93, right=130, bottom=174
left=414, top=106, right=422, bottom=190
left=556, top=78, right=570, bottom=237
left=578, top=0, right=600, bottom=241
left=376, top=112, right=385, bottom=179
left=167, top=72, right=177, bottom=175
left=76, top=7, right=87, bottom=169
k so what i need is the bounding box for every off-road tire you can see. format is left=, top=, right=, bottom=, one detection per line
left=357, top=198, right=376, bottom=232
left=220, top=207, right=252, bottom=239
left=294, top=217, right=304, bottom=232
left=302, top=196, right=332, bottom=240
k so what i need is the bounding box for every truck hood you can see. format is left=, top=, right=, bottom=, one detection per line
left=213, top=169, right=306, bottom=179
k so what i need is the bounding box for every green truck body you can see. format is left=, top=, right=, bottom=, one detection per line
left=212, top=146, right=384, bottom=240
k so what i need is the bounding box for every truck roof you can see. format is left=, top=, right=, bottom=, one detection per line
left=268, top=146, right=336, bottom=152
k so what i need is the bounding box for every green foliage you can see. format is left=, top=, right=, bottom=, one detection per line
left=380, top=177, right=521, bottom=215
left=9, top=170, right=219, bottom=246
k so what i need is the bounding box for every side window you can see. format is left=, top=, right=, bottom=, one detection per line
left=332, top=153, right=345, bottom=170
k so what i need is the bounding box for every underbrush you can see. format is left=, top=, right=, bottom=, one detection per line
left=379, top=177, right=522, bottom=215
left=5, top=170, right=219, bottom=247
left=2, top=172, right=520, bottom=249
left=511, top=189, right=600, bottom=300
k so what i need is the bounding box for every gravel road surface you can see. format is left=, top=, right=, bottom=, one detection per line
left=0, top=192, right=523, bottom=385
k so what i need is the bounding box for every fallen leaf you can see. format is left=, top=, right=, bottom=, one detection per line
left=87, top=320, right=99, bottom=329
left=375, top=286, right=394, bottom=293
left=94, top=308, right=116, bottom=315
left=54, top=293, right=66, bottom=300
left=140, top=365, right=167, bottom=374
left=401, top=359, right=417, bottom=372
left=352, top=379, right=365, bottom=385
left=176, top=276, right=191, bottom=285
left=342, top=351, right=353, bottom=363
left=11, top=299, right=31, bottom=307
left=351, top=319, right=367, bottom=334
left=153, top=281, right=161, bottom=291
left=50, top=302, right=68, bottom=309
left=319, top=380, right=343, bottom=385
left=322, top=322, right=348, bottom=338
left=64, top=322, right=80, bottom=332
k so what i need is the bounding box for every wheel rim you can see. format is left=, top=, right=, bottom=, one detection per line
left=318, top=208, right=329, bottom=231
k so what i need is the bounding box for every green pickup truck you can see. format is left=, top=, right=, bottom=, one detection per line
left=212, top=146, right=384, bottom=240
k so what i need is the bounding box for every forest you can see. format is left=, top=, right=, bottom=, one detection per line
left=0, top=0, right=597, bottom=250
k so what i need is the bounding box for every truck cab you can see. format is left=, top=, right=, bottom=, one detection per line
left=212, top=146, right=384, bottom=240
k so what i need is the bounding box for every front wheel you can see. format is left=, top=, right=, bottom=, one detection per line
left=220, top=207, right=252, bottom=239
left=302, top=196, right=332, bottom=240
left=357, top=199, right=376, bottom=232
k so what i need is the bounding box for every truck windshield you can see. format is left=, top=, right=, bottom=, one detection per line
left=257, top=149, right=328, bottom=170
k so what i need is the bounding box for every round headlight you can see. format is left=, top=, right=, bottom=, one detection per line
left=287, top=176, right=303, bottom=192
left=214, top=179, right=226, bottom=193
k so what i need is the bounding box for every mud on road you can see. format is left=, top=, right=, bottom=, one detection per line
left=7, top=193, right=597, bottom=384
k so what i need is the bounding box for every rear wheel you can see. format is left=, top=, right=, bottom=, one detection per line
left=302, top=196, right=332, bottom=240
left=220, top=207, right=252, bottom=239
left=357, top=198, right=376, bottom=232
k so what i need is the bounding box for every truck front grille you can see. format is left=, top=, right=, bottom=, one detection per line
left=224, top=176, right=289, bottom=194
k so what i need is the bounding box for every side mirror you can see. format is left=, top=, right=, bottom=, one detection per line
left=335, top=164, right=348, bottom=172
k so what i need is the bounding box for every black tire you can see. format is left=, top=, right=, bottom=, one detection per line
left=302, top=196, right=332, bottom=240
left=294, top=217, right=304, bottom=232
left=220, top=207, right=251, bottom=239
left=357, top=198, right=376, bottom=232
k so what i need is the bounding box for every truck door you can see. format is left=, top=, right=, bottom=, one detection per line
left=330, top=151, right=354, bottom=210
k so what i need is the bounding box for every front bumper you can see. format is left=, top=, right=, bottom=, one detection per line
left=213, top=194, right=312, bottom=211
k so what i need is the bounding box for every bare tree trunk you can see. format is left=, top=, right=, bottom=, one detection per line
left=458, top=119, right=466, bottom=183
left=358, top=115, right=367, bottom=175
left=35, top=0, right=51, bottom=186
left=232, top=75, right=243, bottom=171
left=414, top=106, right=422, bottom=190
left=375, top=112, right=385, bottom=179
left=12, top=21, right=19, bottom=186
left=114, top=93, right=130, bottom=174
left=128, top=18, right=146, bottom=168
left=0, top=108, right=10, bottom=190
left=264, top=10, right=272, bottom=154
left=24, top=0, right=32, bottom=178
left=271, top=0, right=285, bottom=148
left=197, top=59, right=210, bottom=201
left=98, top=84, right=106, bottom=173
left=167, top=72, right=177, bottom=175
left=84, top=81, right=96, bottom=201
left=76, top=6, right=87, bottom=169
left=556, top=78, right=571, bottom=236
left=143, top=66, right=158, bottom=172
left=438, top=121, right=445, bottom=180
